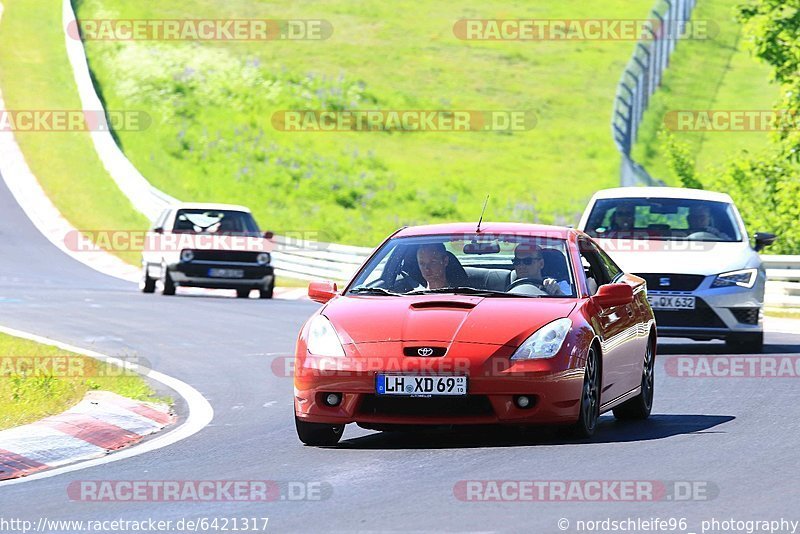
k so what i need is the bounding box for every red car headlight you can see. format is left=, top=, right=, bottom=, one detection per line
left=306, top=315, right=346, bottom=358
left=510, top=318, right=572, bottom=361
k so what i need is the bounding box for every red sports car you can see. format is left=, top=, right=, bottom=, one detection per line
left=293, top=223, right=656, bottom=445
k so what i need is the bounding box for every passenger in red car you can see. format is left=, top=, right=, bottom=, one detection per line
left=511, top=244, right=566, bottom=296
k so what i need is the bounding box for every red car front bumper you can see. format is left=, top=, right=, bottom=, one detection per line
left=294, top=342, right=586, bottom=426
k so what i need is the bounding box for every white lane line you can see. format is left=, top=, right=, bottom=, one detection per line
left=764, top=317, right=800, bottom=336
left=0, top=324, right=214, bottom=486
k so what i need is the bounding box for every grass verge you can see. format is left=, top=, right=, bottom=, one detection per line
left=0, top=0, right=148, bottom=266
left=0, top=331, right=165, bottom=430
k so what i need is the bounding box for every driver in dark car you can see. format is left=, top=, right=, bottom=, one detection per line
left=508, top=244, right=569, bottom=296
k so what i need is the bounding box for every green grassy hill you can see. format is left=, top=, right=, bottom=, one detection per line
left=0, top=0, right=778, bottom=250
left=73, top=0, right=654, bottom=245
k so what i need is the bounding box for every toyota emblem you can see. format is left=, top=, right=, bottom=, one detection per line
left=417, top=347, right=434, bottom=357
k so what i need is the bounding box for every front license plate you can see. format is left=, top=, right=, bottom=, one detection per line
left=376, top=375, right=467, bottom=396
left=208, top=268, right=245, bottom=278
left=647, top=295, right=696, bottom=310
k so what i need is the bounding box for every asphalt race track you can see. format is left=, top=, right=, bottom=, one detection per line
left=1, top=171, right=799, bottom=533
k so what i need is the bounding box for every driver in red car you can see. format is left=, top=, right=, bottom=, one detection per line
left=510, top=244, right=568, bottom=296
left=416, top=243, right=451, bottom=289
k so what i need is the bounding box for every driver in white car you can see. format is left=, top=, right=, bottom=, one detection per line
left=509, top=244, right=570, bottom=296
left=687, top=205, right=730, bottom=240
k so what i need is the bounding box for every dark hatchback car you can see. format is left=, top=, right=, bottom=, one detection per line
left=140, top=203, right=275, bottom=298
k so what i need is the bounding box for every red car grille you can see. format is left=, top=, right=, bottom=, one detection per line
left=356, top=395, right=494, bottom=419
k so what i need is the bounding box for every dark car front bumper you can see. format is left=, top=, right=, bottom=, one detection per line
left=170, top=261, right=274, bottom=290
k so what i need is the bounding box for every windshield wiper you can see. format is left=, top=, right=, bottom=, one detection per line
left=348, top=287, right=402, bottom=296
left=406, top=287, right=524, bottom=298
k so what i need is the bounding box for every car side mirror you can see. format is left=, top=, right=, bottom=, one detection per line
left=593, top=283, right=633, bottom=308
left=753, top=232, right=776, bottom=252
left=153, top=227, right=164, bottom=234
left=308, top=281, right=338, bottom=304
left=263, top=231, right=274, bottom=240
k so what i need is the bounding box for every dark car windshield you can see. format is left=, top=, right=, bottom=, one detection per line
left=584, top=198, right=742, bottom=242
left=347, top=234, right=576, bottom=298
left=172, top=209, right=261, bottom=235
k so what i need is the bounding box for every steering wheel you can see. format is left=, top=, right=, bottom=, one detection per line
left=687, top=231, right=718, bottom=241
left=392, top=269, right=422, bottom=292
left=506, top=278, right=548, bottom=296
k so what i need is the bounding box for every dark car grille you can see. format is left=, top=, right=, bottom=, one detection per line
left=653, top=299, right=726, bottom=328
left=731, top=308, right=760, bottom=325
left=357, top=395, right=494, bottom=419
left=637, top=273, right=705, bottom=292
left=189, top=250, right=260, bottom=263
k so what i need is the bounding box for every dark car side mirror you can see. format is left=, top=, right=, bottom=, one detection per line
left=308, top=281, right=338, bottom=304
left=753, top=232, right=776, bottom=252
left=593, top=283, right=633, bottom=308
left=263, top=231, right=274, bottom=239
left=153, top=227, right=164, bottom=234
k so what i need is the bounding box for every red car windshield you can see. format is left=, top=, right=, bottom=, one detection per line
left=347, top=234, right=576, bottom=298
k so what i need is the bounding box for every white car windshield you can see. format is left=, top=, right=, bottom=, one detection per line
left=347, top=234, right=576, bottom=298
left=584, top=198, right=742, bottom=242
left=172, top=209, right=261, bottom=235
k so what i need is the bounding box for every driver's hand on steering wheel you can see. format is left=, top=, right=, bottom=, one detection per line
left=542, top=278, right=564, bottom=296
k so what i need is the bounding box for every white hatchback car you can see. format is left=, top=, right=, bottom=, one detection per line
left=140, top=203, right=275, bottom=298
left=579, top=187, right=776, bottom=352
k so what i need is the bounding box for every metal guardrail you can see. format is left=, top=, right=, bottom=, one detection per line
left=763, top=257, right=800, bottom=302
left=762, top=255, right=800, bottom=280
left=762, top=256, right=800, bottom=308
left=270, top=236, right=372, bottom=282
left=612, top=0, right=697, bottom=187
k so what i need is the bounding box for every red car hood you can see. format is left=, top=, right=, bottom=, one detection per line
left=323, top=295, right=577, bottom=346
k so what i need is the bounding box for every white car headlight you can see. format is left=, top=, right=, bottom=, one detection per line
left=180, top=249, right=194, bottom=262
left=711, top=268, right=757, bottom=289
left=306, top=315, right=345, bottom=357
left=510, top=318, right=572, bottom=361
left=256, top=252, right=271, bottom=265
